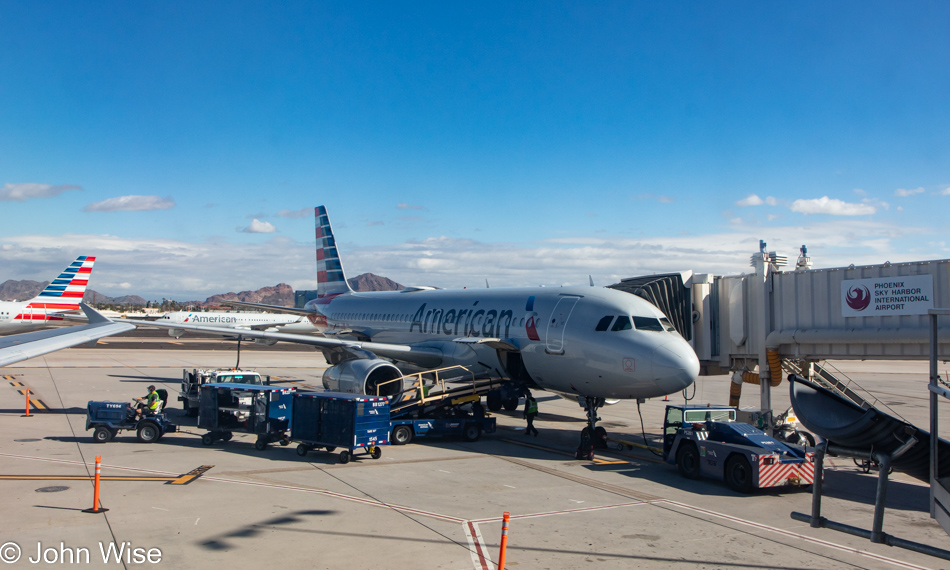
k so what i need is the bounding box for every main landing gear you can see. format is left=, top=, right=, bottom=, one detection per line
left=575, top=396, right=607, bottom=460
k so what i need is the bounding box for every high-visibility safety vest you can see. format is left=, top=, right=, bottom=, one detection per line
left=526, top=398, right=538, bottom=414
left=146, top=391, right=160, bottom=410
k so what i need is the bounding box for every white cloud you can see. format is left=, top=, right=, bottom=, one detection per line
left=84, top=195, right=175, bottom=212
left=277, top=208, right=311, bottom=218
left=790, top=196, right=875, bottom=216
left=853, top=188, right=867, bottom=196
left=0, top=218, right=936, bottom=300
left=736, top=194, right=764, bottom=207
left=397, top=203, right=424, bottom=210
left=1, top=183, right=81, bottom=201
left=940, top=187, right=950, bottom=196
left=894, top=187, right=925, bottom=197
left=240, top=219, right=277, bottom=233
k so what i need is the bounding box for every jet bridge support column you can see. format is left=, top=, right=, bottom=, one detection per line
left=750, top=243, right=773, bottom=433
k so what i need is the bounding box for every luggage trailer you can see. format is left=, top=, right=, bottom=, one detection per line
left=198, top=383, right=295, bottom=450
left=291, top=392, right=390, bottom=464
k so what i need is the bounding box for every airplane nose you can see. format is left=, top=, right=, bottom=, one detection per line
left=652, top=341, right=699, bottom=392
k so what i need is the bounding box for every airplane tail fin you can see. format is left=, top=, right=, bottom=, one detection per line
left=315, top=206, right=353, bottom=298
left=25, top=256, right=96, bottom=320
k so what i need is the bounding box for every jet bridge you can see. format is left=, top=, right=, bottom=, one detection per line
left=685, top=245, right=950, bottom=418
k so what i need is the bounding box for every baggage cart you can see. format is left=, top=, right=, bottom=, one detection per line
left=198, top=383, right=294, bottom=450
left=291, top=392, right=390, bottom=464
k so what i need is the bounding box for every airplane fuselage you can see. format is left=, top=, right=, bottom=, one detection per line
left=305, top=285, right=699, bottom=400
left=160, top=311, right=315, bottom=333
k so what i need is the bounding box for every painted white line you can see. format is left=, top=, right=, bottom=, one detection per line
left=438, top=469, right=451, bottom=473
left=151, top=507, right=169, bottom=511
left=195, top=518, right=200, bottom=525
left=659, top=500, right=933, bottom=570
left=503, top=484, right=516, bottom=489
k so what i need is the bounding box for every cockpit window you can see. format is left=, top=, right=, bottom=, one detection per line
left=611, top=316, right=632, bottom=331
left=595, top=316, right=614, bottom=331
left=659, top=317, right=677, bottom=333
left=632, top=316, right=664, bottom=331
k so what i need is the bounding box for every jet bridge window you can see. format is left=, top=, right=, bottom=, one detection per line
left=595, top=316, right=614, bottom=331
left=610, top=316, right=632, bottom=331
left=632, top=316, right=664, bottom=331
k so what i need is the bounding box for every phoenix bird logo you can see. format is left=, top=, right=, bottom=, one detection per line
left=846, top=285, right=871, bottom=311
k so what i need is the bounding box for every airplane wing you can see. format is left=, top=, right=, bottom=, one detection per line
left=0, top=304, right=135, bottom=367
left=116, top=318, right=443, bottom=368
left=220, top=300, right=314, bottom=316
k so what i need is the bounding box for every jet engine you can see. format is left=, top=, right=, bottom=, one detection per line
left=322, top=359, right=406, bottom=397
left=253, top=338, right=278, bottom=346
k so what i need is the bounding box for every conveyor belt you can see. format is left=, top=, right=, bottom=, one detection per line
left=789, top=374, right=950, bottom=481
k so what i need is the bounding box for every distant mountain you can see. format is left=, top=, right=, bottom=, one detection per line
left=0, top=273, right=404, bottom=307
left=348, top=273, right=404, bottom=292
left=0, top=279, right=45, bottom=301
left=204, top=283, right=295, bottom=307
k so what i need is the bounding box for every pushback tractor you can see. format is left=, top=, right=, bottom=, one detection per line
left=663, top=404, right=816, bottom=493
left=86, top=389, right=177, bottom=444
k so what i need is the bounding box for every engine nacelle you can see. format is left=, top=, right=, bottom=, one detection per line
left=322, top=359, right=406, bottom=397
left=253, top=338, right=278, bottom=346
left=169, top=328, right=185, bottom=338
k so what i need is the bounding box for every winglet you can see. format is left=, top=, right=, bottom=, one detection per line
left=80, top=302, right=110, bottom=325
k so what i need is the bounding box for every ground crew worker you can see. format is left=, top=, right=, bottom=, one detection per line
left=135, top=385, right=160, bottom=419
left=523, top=393, right=539, bottom=436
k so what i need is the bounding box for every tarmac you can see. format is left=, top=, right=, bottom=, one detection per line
left=1, top=338, right=949, bottom=569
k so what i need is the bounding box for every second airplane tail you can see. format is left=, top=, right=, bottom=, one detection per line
left=315, top=206, right=353, bottom=299
left=23, top=256, right=96, bottom=320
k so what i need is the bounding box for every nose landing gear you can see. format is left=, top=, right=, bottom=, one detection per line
left=575, top=396, right=607, bottom=460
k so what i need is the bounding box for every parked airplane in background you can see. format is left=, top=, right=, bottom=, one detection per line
left=0, top=256, right=96, bottom=333
left=0, top=303, right=134, bottom=367
left=156, top=310, right=318, bottom=339
left=121, top=206, right=700, bottom=447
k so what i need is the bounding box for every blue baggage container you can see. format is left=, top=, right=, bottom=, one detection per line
left=291, top=392, right=390, bottom=463
left=198, top=383, right=295, bottom=450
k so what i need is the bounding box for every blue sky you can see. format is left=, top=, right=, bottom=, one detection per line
left=1, top=2, right=948, bottom=300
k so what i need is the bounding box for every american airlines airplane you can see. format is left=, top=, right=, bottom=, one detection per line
left=0, top=256, right=96, bottom=334
left=0, top=303, right=134, bottom=367
left=156, top=310, right=317, bottom=339
left=121, top=206, right=699, bottom=446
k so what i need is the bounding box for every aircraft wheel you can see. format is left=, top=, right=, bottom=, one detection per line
left=676, top=443, right=701, bottom=479
left=339, top=450, right=351, bottom=464
left=392, top=425, right=413, bottom=445
left=486, top=392, right=502, bottom=412
left=502, top=397, right=519, bottom=411
left=593, top=426, right=608, bottom=449
left=93, top=426, right=113, bottom=443
left=725, top=455, right=754, bottom=493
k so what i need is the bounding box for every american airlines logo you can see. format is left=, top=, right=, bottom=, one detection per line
left=409, top=302, right=516, bottom=338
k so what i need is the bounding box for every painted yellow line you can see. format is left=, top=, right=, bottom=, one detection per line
left=17, top=389, right=29, bottom=395
left=9, top=380, right=23, bottom=386
left=0, top=465, right=213, bottom=484
left=31, top=400, right=48, bottom=411
left=591, top=458, right=628, bottom=465
left=0, top=475, right=175, bottom=481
